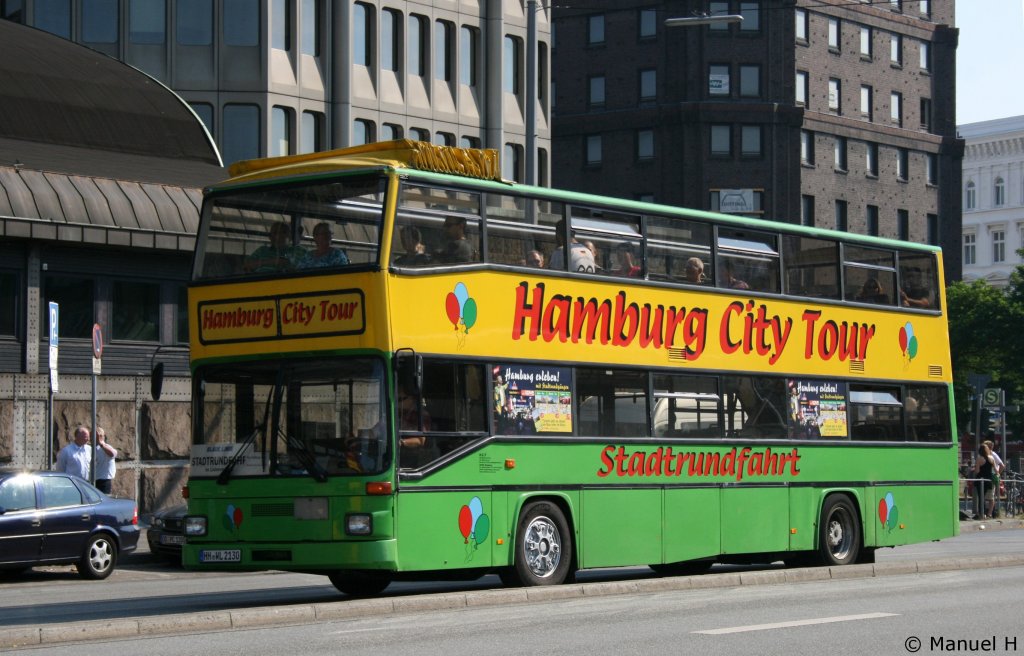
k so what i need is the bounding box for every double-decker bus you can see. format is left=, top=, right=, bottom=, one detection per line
left=177, top=140, right=957, bottom=595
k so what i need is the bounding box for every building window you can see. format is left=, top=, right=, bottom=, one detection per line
left=926, top=214, right=938, bottom=246
left=301, top=111, right=322, bottom=154
left=867, top=205, right=879, bottom=236
left=963, top=233, right=976, bottom=265
left=410, top=127, right=429, bottom=142
left=739, top=2, right=760, bottom=31
left=995, top=177, right=1006, bottom=206
left=460, top=135, right=480, bottom=149
left=709, top=2, right=728, bottom=31
left=271, top=0, right=290, bottom=51
left=354, top=3, right=373, bottom=67
left=129, top=0, right=166, bottom=44
left=639, top=8, right=656, bottom=38
left=891, top=0, right=902, bottom=11
left=795, top=9, right=808, bottom=42
left=860, top=26, right=872, bottom=58
left=44, top=275, right=94, bottom=339
left=271, top=106, right=291, bottom=157
left=382, top=124, right=402, bottom=141
left=866, top=142, right=878, bottom=176
left=801, top=130, right=814, bottom=165
left=435, top=20, right=453, bottom=82
left=589, top=76, right=606, bottom=107
left=897, top=209, right=909, bottom=241
left=828, top=18, right=840, bottom=50
left=739, top=65, right=760, bottom=98
left=588, top=14, right=605, bottom=44
left=890, top=33, right=902, bottom=65
left=993, top=230, right=1006, bottom=262
left=801, top=195, right=815, bottom=227
left=926, top=153, right=937, bottom=185
left=711, top=125, right=731, bottom=157
left=190, top=103, right=213, bottom=133
left=920, top=98, right=932, bottom=130
left=503, top=143, right=522, bottom=181
left=224, top=0, right=258, bottom=46
left=0, top=272, right=17, bottom=337
left=890, top=92, right=902, bottom=125
left=919, top=41, right=930, bottom=71
left=896, top=148, right=908, bottom=181
left=709, top=64, right=730, bottom=96
left=382, top=9, right=400, bottom=72
left=460, top=26, right=478, bottom=86
left=835, top=200, right=848, bottom=232
left=637, top=129, right=654, bottom=160
left=503, top=35, right=521, bottom=94
left=834, top=137, right=847, bottom=171
left=640, top=69, right=656, bottom=101
left=966, top=181, right=976, bottom=209
left=35, top=0, right=71, bottom=38
left=83, top=0, right=119, bottom=44
left=301, top=0, right=319, bottom=56
left=741, top=126, right=762, bottom=157
left=113, top=281, right=159, bottom=342
left=408, top=14, right=426, bottom=76
left=860, top=85, right=873, bottom=119
left=586, top=135, right=602, bottom=165
left=920, top=0, right=930, bottom=17
left=222, top=104, right=259, bottom=163
left=828, top=78, right=841, bottom=113
left=177, top=0, right=212, bottom=46
left=796, top=71, right=808, bottom=106
left=434, top=132, right=455, bottom=146
left=353, top=118, right=374, bottom=146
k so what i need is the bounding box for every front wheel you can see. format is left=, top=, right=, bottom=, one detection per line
left=817, top=495, right=861, bottom=566
left=511, top=501, right=573, bottom=586
left=328, top=570, right=391, bottom=596
left=77, top=534, right=117, bottom=579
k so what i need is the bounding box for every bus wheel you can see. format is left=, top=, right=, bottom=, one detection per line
left=513, top=501, right=572, bottom=586
left=328, top=570, right=391, bottom=596
left=818, top=495, right=861, bottom=566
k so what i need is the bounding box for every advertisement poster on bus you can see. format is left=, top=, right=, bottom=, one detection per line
left=788, top=379, right=848, bottom=439
left=493, top=364, right=572, bottom=435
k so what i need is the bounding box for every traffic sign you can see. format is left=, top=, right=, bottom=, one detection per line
left=983, top=388, right=1002, bottom=408
left=48, top=302, right=59, bottom=348
left=91, top=323, right=103, bottom=359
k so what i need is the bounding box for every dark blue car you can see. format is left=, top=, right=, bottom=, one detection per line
left=0, top=471, right=139, bottom=579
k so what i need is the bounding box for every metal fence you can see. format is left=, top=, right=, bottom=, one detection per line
left=959, top=475, right=1024, bottom=519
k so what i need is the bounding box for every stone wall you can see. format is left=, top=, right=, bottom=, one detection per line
left=0, top=400, right=12, bottom=462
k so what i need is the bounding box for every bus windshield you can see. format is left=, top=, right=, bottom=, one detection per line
left=193, top=357, right=388, bottom=478
left=194, top=174, right=387, bottom=281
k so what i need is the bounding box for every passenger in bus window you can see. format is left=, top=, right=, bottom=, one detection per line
left=399, top=388, right=434, bottom=468
left=723, top=261, right=750, bottom=290
left=900, top=271, right=932, bottom=309
left=525, top=249, right=545, bottom=268
left=301, top=222, right=349, bottom=269
left=394, top=225, right=431, bottom=265
left=855, top=278, right=890, bottom=305
left=436, top=216, right=474, bottom=263
left=244, top=221, right=306, bottom=272
left=583, top=241, right=601, bottom=270
left=548, top=220, right=596, bottom=273
left=684, top=257, right=706, bottom=284
left=612, top=242, right=641, bottom=278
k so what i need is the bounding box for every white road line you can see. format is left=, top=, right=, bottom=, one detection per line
left=329, top=628, right=389, bottom=635
left=693, top=612, right=899, bottom=635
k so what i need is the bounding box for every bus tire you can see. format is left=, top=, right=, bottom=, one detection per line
left=817, top=495, right=861, bottom=566
left=328, top=570, right=391, bottom=596
left=512, top=501, right=572, bottom=586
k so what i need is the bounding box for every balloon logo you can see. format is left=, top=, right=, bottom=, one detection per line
left=224, top=504, right=243, bottom=532
left=445, top=283, right=478, bottom=336
left=898, top=322, right=919, bottom=361
left=457, top=496, right=490, bottom=550
left=878, top=492, right=898, bottom=531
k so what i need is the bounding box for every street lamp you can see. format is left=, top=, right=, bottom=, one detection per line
left=664, top=14, right=743, bottom=28
left=526, top=0, right=540, bottom=186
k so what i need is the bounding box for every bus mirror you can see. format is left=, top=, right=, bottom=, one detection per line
left=151, top=362, right=165, bottom=401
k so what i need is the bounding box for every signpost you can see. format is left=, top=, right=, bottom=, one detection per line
left=90, top=323, right=103, bottom=486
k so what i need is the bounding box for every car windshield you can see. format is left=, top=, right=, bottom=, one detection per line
left=193, top=357, right=388, bottom=478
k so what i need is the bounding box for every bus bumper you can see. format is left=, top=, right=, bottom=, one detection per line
left=182, top=538, right=398, bottom=572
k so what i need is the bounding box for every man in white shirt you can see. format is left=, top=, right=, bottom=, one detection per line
left=55, top=425, right=92, bottom=481
left=93, top=427, right=117, bottom=494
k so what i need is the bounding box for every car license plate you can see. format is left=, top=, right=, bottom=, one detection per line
left=160, top=534, right=185, bottom=546
left=200, top=549, right=241, bottom=563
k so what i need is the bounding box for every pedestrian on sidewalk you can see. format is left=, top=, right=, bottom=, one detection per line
left=94, top=427, right=117, bottom=494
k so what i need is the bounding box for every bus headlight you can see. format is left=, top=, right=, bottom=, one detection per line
left=184, top=516, right=208, bottom=537
left=346, top=513, right=372, bottom=535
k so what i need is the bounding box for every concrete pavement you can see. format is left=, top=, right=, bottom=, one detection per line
left=3, top=520, right=1023, bottom=649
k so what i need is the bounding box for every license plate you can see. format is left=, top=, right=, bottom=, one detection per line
left=160, top=534, right=185, bottom=546
left=200, top=549, right=241, bottom=563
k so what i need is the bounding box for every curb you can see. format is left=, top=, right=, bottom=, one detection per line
left=4, top=552, right=1024, bottom=649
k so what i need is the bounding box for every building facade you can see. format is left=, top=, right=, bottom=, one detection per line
left=959, top=116, right=1024, bottom=287
left=1, top=0, right=552, bottom=183
left=551, top=0, right=963, bottom=282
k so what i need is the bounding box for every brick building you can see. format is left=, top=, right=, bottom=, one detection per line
left=552, top=0, right=963, bottom=282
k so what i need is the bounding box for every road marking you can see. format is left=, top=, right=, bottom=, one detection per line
left=329, top=628, right=389, bottom=635
left=693, top=612, right=899, bottom=635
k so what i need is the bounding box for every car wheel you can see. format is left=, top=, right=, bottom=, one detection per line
left=77, top=534, right=118, bottom=580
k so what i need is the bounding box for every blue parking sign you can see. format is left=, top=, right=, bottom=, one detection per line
left=48, top=302, right=58, bottom=348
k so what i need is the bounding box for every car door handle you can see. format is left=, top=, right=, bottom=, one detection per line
left=31, top=519, right=41, bottom=527
left=81, top=514, right=92, bottom=521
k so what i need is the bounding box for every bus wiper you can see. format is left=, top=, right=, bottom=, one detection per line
left=218, top=384, right=275, bottom=485
left=280, top=428, right=328, bottom=483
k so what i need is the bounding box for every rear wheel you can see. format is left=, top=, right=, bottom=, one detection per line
left=77, top=534, right=117, bottom=580
left=328, top=570, right=391, bottom=596
left=511, top=501, right=573, bottom=586
left=817, top=495, right=861, bottom=566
